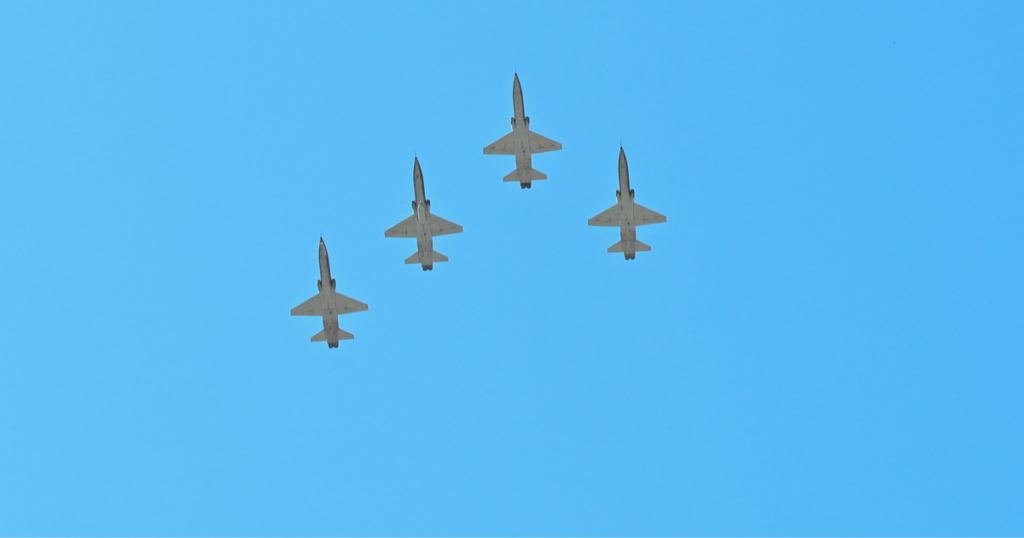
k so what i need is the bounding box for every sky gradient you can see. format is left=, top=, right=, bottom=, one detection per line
left=0, top=1, right=1022, bottom=535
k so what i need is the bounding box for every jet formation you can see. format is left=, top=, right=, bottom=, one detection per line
left=483, top=73, right=563, bottom=189
left=290, top=238, right=368, bottom=348
left=588, top=147, right=667, bottom=259
left=293, top=73, right=666, bottom=347
left=384, top=157, right=463, bottom=270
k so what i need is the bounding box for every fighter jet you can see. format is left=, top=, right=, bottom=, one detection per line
left=588, top=148, right=667, bottom=260
left=290, top=238, right=369, bottom=348
left=483, top=73, right=562, bottom=189
left=384, top=157, right=463, bottom=270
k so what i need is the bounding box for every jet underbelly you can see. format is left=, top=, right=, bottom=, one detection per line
left=618, top=202, right=638, bottom=241
left=513, top=132, right=533, bottom=168
left=415, top=209, right=433, bottom=242
left=322, top=314, right=338, bottom=331
left=416, top=234, right=433, bottom=253
left=416, top=205, right=428, bottom=230
left=320, top=292, right=336, bottom=317
left=516, top=131, right=532, bottom=154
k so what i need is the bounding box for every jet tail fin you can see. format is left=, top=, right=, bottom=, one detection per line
left=405, top=251, right=449, bottom=265
left=608, top=240, right=652, bottom=253
left=503, top=167, right=547, bottom=183
left=311, top=329, right=354, bottom=342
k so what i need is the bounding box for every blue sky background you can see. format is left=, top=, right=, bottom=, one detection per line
left=1, top=1, right=1022, bottom=535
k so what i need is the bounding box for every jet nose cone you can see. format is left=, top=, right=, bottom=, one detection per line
left=413, top=157, right=422, bottom=175
left=513, top=72, right=521, bottom=89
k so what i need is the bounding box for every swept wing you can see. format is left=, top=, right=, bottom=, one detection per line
left=428, top=214, right=463, bottom=236
left=483, top=132, right=516, bottom=155
left=588, top=204, right=622, bottom=227
left=290, top=291, right=369, bottom=316
left=528, top=131, right=562, bottom=154
left=384, top=215, right=418, bottom=238
left=633, top=203, right=667, bottom=225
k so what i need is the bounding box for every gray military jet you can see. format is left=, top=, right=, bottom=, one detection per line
left=483, top=73, right=562, bottom=189
left=290, top=238, right=369, bottom=348
left=588, top=148, right=667, bottom=260
left=384, top=157, right=463, bottom=270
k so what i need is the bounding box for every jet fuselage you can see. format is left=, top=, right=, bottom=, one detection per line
left=291, top=238, right=367, bottom=348
left=587, top=148, right=666, bottom=260
left=317, top=238, right=342, bottom=345
left=512, top=73, right=526, bottom=125
left=510, top=74, right=533, bottom=172
left=482, top=73, right=561, bottom=189
left=616, top=149, right=633, bottom=200
left=318, top=238, right=333, bottom=291
left=411, top=159, right=435, bottom=256
left=610, top=149, right=641, bottom=258
left=384, top=157, right=462, bottom=270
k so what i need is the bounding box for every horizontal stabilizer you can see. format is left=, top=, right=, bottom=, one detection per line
left=311, top=329, right=354, bottom=342
left=503, top=167, right=547, bottom=183
left=608, top=240, right=652, bottom=253
left=405, top=251, right=449, bottom=264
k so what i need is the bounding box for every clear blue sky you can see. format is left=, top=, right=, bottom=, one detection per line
left=1, top=1, right=1022, bottom=535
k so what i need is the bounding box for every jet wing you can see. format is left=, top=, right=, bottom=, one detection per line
left=483, top=132, right=516, bottom=155
left=290, top=292, right=368, bottom=316
left=291, top=294, right=322, bottom=316
left=384, top=215, right=418, bottom=238
left=528, top=131, right=562, bottom=154
left=588, top=204, right=622, bottom=227
left=428, top=214, right=463, bottom=236
left=330, top=291, right=368, bottom=314
left=633, top=203, right=667, bottom=226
